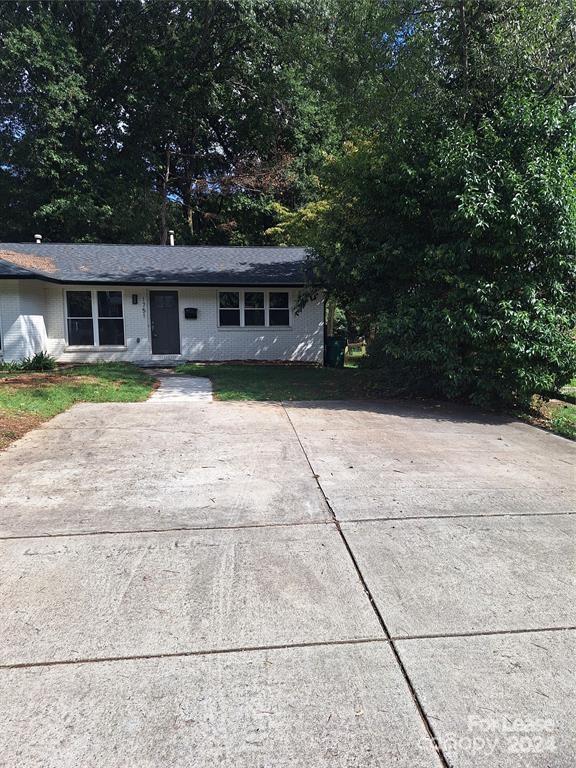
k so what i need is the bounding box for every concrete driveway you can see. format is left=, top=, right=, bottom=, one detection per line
left=0, top=394, right=574, bottom=767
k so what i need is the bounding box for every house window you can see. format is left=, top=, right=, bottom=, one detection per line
left=269, top=292, right=290, bottom=326
left=219, top=291, right=240, bottom=326
left=66, top=290, right=125, bottom=346
left=97, top=291, right=125, bottom=345
left=218, top=290, right=291, bottom=328
left=66, top=291, right=94, bottom=345
left=244, top=291, right=265, bottom=326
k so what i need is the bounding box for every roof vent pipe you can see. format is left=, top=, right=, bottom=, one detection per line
left=34, top=234, right=42, bottom=244
left=168, top=230, right=175, bottom=247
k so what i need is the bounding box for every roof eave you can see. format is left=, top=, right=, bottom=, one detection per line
left=0, top=274, right=307, bottom=288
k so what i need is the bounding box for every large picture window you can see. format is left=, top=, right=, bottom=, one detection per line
left=218, top=290, right=291, bottom=328
left=66, top=290, right=125, bottom=346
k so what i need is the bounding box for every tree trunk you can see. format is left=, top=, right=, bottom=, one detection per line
left=458, top=0, right=469, bottom=88
left=160, top=148, right=171, bottom=245
left=186, top=201, right=194, bottom=236
left=182, top=185, right=195, bottom=238
left=326, top=299, right=336, bottom=336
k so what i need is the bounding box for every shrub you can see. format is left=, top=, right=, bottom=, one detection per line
left=20, top=351, right=57, bottom=371
left=0, top=360, right=23, bottom=372
left=311, top=95, right=576, bottom=408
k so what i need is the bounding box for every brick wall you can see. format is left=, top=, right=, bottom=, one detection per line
left=0, top=279, right=48, bottom=361
left=41, top=284, right=324, bottom=363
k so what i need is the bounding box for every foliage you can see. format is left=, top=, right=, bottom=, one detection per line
left=1, top=351, right=57, bottom=371
left=0, top=361, right=21, bottom=373
left=359, top=95, right=576, bottom=406
left=20, top=351, right=57, bottom=371
left=524, top=395, right=576, bottom=440
left=0, top=0, right=392, bottom=244
left=550, top=403, right=576, bottom=440
left=274, top=0, right=576, bottom=407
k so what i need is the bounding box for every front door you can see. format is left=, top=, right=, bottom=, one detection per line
left=150, top=291, right=180, bottom=354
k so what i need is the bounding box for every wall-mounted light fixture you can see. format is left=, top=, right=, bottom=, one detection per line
left=132, top=294, right=138, bottom=305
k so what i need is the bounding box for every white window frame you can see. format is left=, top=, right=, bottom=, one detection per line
left=217, top=289, right=292, bottom=329
left=65, top=289, right=126, bottom=348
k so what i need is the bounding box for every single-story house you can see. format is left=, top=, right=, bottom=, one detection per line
left=0, top=242, right=324, bottom=364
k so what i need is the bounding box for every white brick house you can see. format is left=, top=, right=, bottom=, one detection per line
left=0, top=244, right=324, bottom=364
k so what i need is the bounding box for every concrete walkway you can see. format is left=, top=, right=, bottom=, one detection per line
left=0, top=398, right=574, bottom=767
left=148, top=374, right=213, bottom=402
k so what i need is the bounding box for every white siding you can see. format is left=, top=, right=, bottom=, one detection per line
left=43, top=284, right=324, bottom=364
left=0, top=279, right=48, bottom=361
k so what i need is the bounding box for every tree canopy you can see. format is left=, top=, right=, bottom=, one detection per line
left=270, top=0, right=576, bottom=405
left=0, top=0, right=390, bottom=243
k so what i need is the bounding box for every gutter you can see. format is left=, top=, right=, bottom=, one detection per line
left=0, top=274, right=308, bottom=288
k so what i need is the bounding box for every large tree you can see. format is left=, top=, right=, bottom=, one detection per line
left=0, top=0, right=387, bottom=244
left=271, top=0, right=576, bottom=405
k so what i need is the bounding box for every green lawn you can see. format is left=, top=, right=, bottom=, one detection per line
left=175, top=363, right=392, bottom=401
left=0, top=363, right=155, bottom=418
left=0, top=363, right=156, bottom=448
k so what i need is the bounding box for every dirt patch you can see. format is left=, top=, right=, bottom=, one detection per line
left=0, top=410, right=46, bottom=450
left=0, top=374, right=100, bottom=388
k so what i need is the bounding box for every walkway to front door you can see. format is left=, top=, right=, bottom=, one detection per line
left=148, top=374, right=212, bottom=402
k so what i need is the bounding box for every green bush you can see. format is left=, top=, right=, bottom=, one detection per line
left=2, top=360, right=23, bottom=372
left=18, top=352, right=57, bottom=372
left=315, top=95, right=576, bottom=408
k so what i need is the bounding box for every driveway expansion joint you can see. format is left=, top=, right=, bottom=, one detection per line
left=281, top=404, right=451, bottom=768
left=344, top=510, right=576, bottom=523
left=0, top=518, right=334, bottom=541
left=0, top=637, right=387, bottom=672
left=2, top=509, right=573, bottom=542
left=392, top=626, right=576, bottom=642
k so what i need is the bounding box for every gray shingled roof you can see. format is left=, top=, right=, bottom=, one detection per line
left=0, top=243, right=309, bottom=285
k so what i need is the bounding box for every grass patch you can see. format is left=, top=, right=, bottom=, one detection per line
left=175, top=363, right=393, bottom=401
left=559, top=377, right=576, bottom=405
left=521, top=395, right=576, bottom=440
left=548, top=402, right=576, bottom=440
left=0, top=363, right=156, bottom=447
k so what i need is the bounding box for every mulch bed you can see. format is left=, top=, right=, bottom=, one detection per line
left=0, top=410, right=45, bottom=451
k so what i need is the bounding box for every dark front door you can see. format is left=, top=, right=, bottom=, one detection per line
left=150, top=291, right=180, bottom=354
